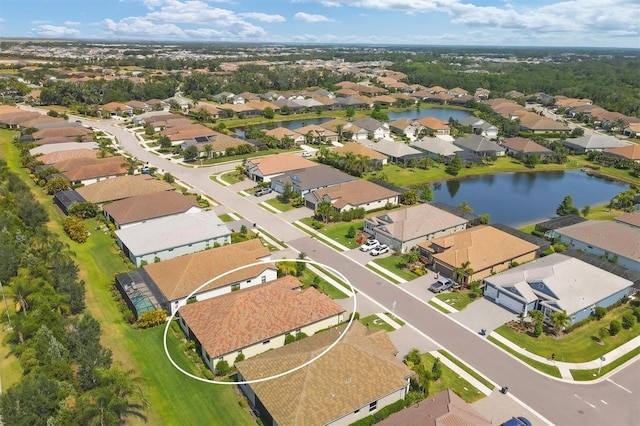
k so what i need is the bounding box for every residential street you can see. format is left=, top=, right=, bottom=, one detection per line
left=72, top=116, right=640, bottom=425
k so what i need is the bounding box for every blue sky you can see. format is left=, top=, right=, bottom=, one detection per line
left=1, top=0, right=639, bottom=48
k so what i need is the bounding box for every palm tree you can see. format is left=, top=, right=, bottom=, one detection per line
left=79, top=367, right=148, bottom=426
left=550, top=310, right=570, bottom=336
left=203, top=144, right=213, bottom=159
left=454, top=261, right=474, bottom=287
left=316, top=201, right=334, bottom=223
left=352, top=154, right=371, bottom=176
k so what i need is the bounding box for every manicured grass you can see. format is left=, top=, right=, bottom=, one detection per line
left=217, top=171, right=245, bottom=185
left=584, top=204, right=626, bottom=221
left=365, top=264, right=402, bottom=284
left=366, top=156, right=579, bottom=187
left=428, top=301, right=453, bottom=314
left=254, top=227, right=287, bottom=249
left=423, top=354, right=485, bottom=403
left=264, top=197, right=296, bottom=213
left=569, top=154, right=640, bottom=186
left=384, top=313, right=405, bottom=326
left=435, top=291, right=475, bottom=311
left=438, top=350, right=496, bottom=390
left=299, top=217, right=362, bottom=249
left=360, top=315, right=395, bottom=332
left=0, top=131, right=253, bottom=425
left=218, top=213, right=235, bottom=222
left=487, top=336, right=562, bottom=378
left=494, top=304, right=640, bottom=362
left=571, top=347, right=640, bottom=381
left=371, top=255, right=422, bottom=282
left=296, top=269, right=349, bottom=300
left=517, top=223, right=537, bottom=234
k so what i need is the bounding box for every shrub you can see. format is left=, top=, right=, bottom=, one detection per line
left=622, top=313, right=637, bottom=330
left=533, top=321, right=543, bottom=337
left=284, top=334, right=296, bottom=345
left=137, top=309, right=167, bottom=328
left=215, top=360, right=230, bottom=376
left=346, top=225, right=356, bottom=238
left=431, top=358, right=442, bottom=381
left=350, top=311, right=360, bottom=321
left=62, top=216, right=88, bottom=243
left=234, top=353, right=245, bottom=363
left=593, top=306, right=607, bottom=320
left=632, top=307, right=640, bottom=322
left=609, top=320, right=622, bottom=336
left=311, top=220, right=323, bottom=230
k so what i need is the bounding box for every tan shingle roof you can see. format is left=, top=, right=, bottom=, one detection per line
left=33, top=127, right=92, bottom=140
left=247, top=153, right=319, bottom=176
left=556, top=220, right=640, bottom=261
left=236, top=322, right=413, bottom=426
left=37, top=148, right=97, bottom=165
left=418, top=225, right=539, bottom=272
left=102, top=191, right=200, bottom=226
left=312, top=180, right=400, bottom=209
left=604, top=144, right=640, bottom=160
left=143, top=239, right=272, bottom=301
left=62, top=161, right=128, bottom=182
left=416, top=116, right=450, bottom=131
left=179, top=276, right=345, bottom=358
left=502, top=137, right=555, bottom=154
left=332, top=142, right=387, bottom=160
left=75, top=175, right=174, bottom=203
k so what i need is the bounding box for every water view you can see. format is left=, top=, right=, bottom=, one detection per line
left=430, top=170, right=629, bottom=227
left=235, top=107, right=472, bottom=136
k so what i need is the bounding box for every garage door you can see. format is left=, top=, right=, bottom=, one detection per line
left=485, top=285, right=498, bottom=300
left=496, top=292, right=524, bottom=313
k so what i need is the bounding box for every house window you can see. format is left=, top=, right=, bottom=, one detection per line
left=354, top=409, right=360, bottom=414
left=231, top=283, right=240, bottom=292
left=246, top=280, right=251, bottom=284
left=263, top=340, right=270, bottom=345
left=369, top=401, right=377, bottom=412
left=261, top=276, right=266, bottom=283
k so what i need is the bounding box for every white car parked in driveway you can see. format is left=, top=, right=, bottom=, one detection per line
left=359, top=239, right=380, bottom=252
left=370, top=244, right=390, bottom=256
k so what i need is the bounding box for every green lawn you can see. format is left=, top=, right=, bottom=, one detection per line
left=494, top=304, right=640, bottom=363
left=371, top=255, right=422, bottom=282
left=0, top=130, right=253, bottom=425
left=217, top=171, right=245, bottom=185
left=487, top=336, right=562, bottom=378
left=366, top=156, right=579, bottom=187
left=264, top=197, right=296, bottom=213
left=218, top=213, right=235, bottom=222
left=296, top=268, right=349, bottom=300
left=359, top=315, right=395, bottom=332
left=435, top=291, right=476, bottom=311
left=437, top=350, right=495, bottom=390
left=517, top=223, right=537, bottom=234
left=365, top=264, right=402, bottom=284
left=299, top=217, right=362, bottom=249
left=423, top=354, right=485, bottom=403
left=571, top=347, right=640, bottom=381
left=569, top=154, right=640, bottom=186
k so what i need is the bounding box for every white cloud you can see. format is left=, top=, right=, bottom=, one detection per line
left=294, top=12, right=334, bottom=22
left=104, top=17, right=187, bottom=38
left=31, top=25, right=81, bottom=38
left=64, top=21, right=81, bottom=26
left=240, top=12, right=286, bottom=23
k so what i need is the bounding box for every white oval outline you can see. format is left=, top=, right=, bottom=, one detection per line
left=163, top=258, right=357, bottom=385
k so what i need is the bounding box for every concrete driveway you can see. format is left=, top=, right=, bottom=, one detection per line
left=451, top=297, right=517, bottom=334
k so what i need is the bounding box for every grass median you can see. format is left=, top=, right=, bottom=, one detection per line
left=571, top=347, right=640, bottom=381
left=438, top=350, right=495, bottom=390
left=488, top=336, right=562, bottom=378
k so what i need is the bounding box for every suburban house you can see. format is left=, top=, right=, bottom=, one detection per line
left=358, top=139, right=423, bottom=165
left=36, top=148, right=97, bottom=165
left=53, top=189, right=87, bottom=215
left=552, top=220, right=640, bottom=273
left=54, top=156, right=128, bottom=186
left=347, top=117, right=391, bottom=140
left=411, top=137, right=463, bottom=161
left=101, top=102, right=133, bottom=117
left=417, top=225, right=540, bottom=285
left=484, top=254, right=633, bottom=324
left=562, top=134, right=632, bottom=153
left=178, top=276, right=345, bottom=373
left=32, top=126, right=93, bottom=142
left=518, top=112, right=571, bottom=133
left=453, top=135, right=505, bottom=157
left=236, top=322, right=414, bottom=426
left=75, top=174, right=174, bottom=204
left=364, top=204, right=469, bottom=253
left=263, top=127, right=305, bottom=145
left=245, top=153, right=319, bottom=182
left=296, top=124, right=339, bottom=144
left=501, top=137, right=557, bottom=160
left=331, top=142, right=388, bottom=167
left=614, top=211, right=640, bottom=229
left=603, top=144, right=640, bottom=163
left=304, top=180, right=401, bottom=212
left=388, top=118, right=425, bottom=141
left=102, top=190, right=201, bottom=229
left=416, top=117, right=451, bottom=135
left=114, top=239, right=275, bottom=318
left=377, top=389, right=490, bottom=426
left=271, top=164, right=356, bottom=195
left=458, top=116, right=499, bottom=139
left=115, top=210, right=231, bottom=266
left=29, top=141, right=98, bottom=156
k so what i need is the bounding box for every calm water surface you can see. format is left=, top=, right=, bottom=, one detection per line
left=430, top=171, right=629, bottom=227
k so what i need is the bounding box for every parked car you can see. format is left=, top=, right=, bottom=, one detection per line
left=429, top=277, right=454, bottom=293
left=370, top=244, right=390, bottom=256
left=359, top=239, right=380, bottom=252
left=254, top=187, right=272, bottom=197
left=501, top=417, right=532, bottom=426
left=301, top=151, right=313, bottom=157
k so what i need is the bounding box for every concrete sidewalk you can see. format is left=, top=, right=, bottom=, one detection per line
left=428, top=351, right=493, bottom=396
left=489, top=330, right=640, bottom=380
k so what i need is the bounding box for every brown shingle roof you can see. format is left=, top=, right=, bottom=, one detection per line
left=33, top=127, right=92, bottom=140
left=143, top=239, right=272, bottom=301
left=417, top=225, right=539, bottom=272
left=102, top=191, right=200, bottom=226
left=502, top=137, right=555, bottom=154
left=416, top=117, right=450, bottom=131
left=179, top=276, right=345, bottom=359
left=332, top=142, right=388, bottom=161
left=604, top=144, right=640, bottom=161
left=37, top=148, right=97, bottom=165
left=75, top=175, right=174, bottom=203
left=311, top=180, right=400, bottom=209
left=248, top=153, right=319, bottom=176
left=236, top=322, right=413, bottom=426
left=62, top=160, right=128, bottom=182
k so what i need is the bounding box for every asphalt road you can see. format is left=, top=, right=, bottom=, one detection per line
left=81, top=117, right=640, bottom=426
